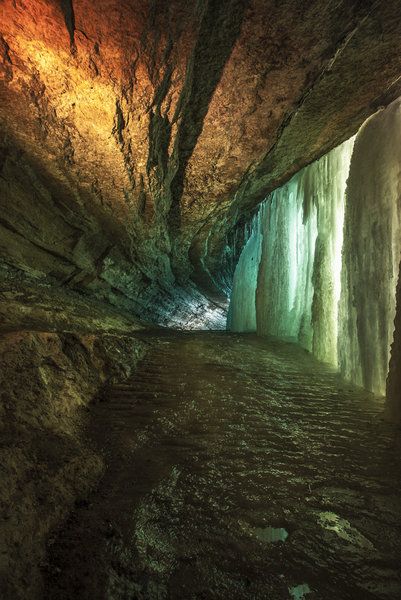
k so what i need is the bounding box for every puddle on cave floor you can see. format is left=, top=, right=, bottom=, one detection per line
left=43, top=332, right=401, bottom=600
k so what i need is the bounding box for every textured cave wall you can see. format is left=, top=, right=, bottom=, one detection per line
left=1, top=1, right=401, bottom=323
left=0, top=329, right=150, bottom=599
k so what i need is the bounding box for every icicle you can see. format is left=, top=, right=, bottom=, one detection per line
left=228, top=135, right=355, bottom=356
left=309, top=137, right=355, bottom=364
left=255, top=179, right=318, bottom=347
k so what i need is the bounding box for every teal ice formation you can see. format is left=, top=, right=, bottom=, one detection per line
left=227, top=97, right=401, bottom=396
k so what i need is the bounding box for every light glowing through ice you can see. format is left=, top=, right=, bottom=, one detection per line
left=255, top=179, right=318, bottom=348
left=228, top=97, right=401, bottom=396
left=250, top=136, right=354, bottom=360
left=227, top=135, right=355, bottom=363
left=339, top=98, right=401, bottom=395
left=309, top=137, right=355, bottom=365
left=226, top=211, right=263, bottom=332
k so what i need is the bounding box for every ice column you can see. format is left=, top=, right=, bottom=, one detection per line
left=254, top=136, right=354, bottom=357
left=308, top=139, right=355, bottom=364
left=339, top=99, right=401, bottom=395
left=255, top=177, right=318, bottom=349
left=226, top=211, right=263, bottom=332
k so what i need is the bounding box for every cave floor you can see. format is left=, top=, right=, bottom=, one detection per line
left=44, top=332, right=401, bottom=600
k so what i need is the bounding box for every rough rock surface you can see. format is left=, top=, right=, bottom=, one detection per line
left=0, top=264, right=226, bottom=332
left=0, top=327, right=150, bottom=599
left=1, top=0, right=401, bottom=315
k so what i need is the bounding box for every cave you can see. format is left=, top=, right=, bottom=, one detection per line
left=1, top=1, right=401, bottom=598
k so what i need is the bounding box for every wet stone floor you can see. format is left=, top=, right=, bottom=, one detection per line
left=44, top=333, right=401, bottom=600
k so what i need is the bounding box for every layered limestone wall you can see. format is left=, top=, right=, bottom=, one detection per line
left=228, top=98, right=401, bottom=410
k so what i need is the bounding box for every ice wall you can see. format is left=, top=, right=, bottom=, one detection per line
left=309, top=140, right=355, bottom=364
left=255, top=176, right=318, bottom=349
left=256, top=138, right=354, bottom=357
left=228, top=98, right=401, bottom=397
left=339, top=100, right=401, bottom=395
left=229, top=99, right=401, bottom=394
left=227, top=212, right=263, bottom=332
left=230, top=136, right=354, bottom=357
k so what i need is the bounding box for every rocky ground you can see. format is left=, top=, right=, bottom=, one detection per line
left=32, top=332, right=401, bottom=600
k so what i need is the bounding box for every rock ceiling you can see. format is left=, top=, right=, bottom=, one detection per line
left=1, top=0, right=401, bottom=322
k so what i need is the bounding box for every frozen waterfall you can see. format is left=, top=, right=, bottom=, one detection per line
left=226, top=213, right=263, bottom=332
left=339, top=99, right=401, bottom=395
left=254, top=137, right=354, bottom=361
left=227, top=97, right=401, bottom=396
left=255, top=174, right=318, bottom=350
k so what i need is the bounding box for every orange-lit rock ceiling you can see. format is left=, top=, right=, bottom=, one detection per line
left=1, top=0, right=401, bottom=322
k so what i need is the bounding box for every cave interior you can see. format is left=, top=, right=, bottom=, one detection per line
left=1, top=1, right=401, bottom=599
